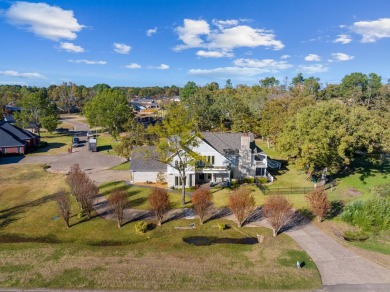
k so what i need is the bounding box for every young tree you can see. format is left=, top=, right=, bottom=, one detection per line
left=55, top=189, right=72, bottom=228
left=305, top=187, right=330, bottom=222
left=228, top=188, right=256, bottom=227
left=109, top=190, right=128, bottom=228
left=262, top=195, right=294, bottom=236
left=192, top=189, right=212, bottom=225
left=148, top=188, right=170, bottom=226
left=148, top=103, right=201, bottom=205
left=79, top=179, right=98, bottom=219
left=67, top=164, right=87, bottom=203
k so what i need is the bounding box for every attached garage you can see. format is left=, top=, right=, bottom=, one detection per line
left=130, top=146, right=166, bottom=183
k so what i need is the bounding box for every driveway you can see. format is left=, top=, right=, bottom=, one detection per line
left=0, top=116, right=125, bottom=174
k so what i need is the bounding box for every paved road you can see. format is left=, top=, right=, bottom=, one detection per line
left=287, top=223, right=390, bottom=290
left=0, top=117, right=125, bottom=173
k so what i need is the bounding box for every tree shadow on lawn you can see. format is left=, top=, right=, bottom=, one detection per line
left=245, top=206, right=263, bottom=225
left=280, top=210, right=313, bottom=233
left=97, top=145, right=113, bottom=152
left=33, top=142, right=67, bottom=153
left=327, top=200, right=344, bottom=220
left=207, top=206, right=232, bottom=222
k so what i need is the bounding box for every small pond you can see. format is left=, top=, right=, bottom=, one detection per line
left=183, top=236, right=258, bottom=246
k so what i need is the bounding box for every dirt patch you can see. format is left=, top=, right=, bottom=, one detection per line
left=345, top=187, right=363, bottom=197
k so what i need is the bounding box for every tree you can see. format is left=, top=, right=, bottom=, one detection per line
left=180, top=81, right=198, bottom=102
left=260, top=76, right=279, bottom=88
left=148, top=188, right=170, bottom=226
left=84, top=89, right=132, bottom=138
left=262, top=194, right=294, bottom=236
left=15, top=91, right=59, bottom=135
left=109, top=190, right=128, bottom=228
left=192, top=189, right=212, bottom=225
left=148, top=102, right=201, bottom=205
left=228, top=188, right=255, bottom=227
left=305, top=187, right=330, bottom=222
left=67, top=164, right=86, bottom=203
left=55, top=189, right=72, bottom=228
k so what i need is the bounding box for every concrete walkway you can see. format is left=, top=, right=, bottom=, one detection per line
left=286, top=223, right=390, bottom=290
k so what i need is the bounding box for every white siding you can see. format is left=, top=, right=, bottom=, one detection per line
left=131, top=171, right=161, bottom=183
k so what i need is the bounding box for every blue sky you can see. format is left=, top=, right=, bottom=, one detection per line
left=1, top=0, right=390, bottom=87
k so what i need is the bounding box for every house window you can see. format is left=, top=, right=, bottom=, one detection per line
left=207, top=173, right=212, bottom=180
left=206, top=156, right=215, bottom=165
left=175, top=176, right=182, bottom=186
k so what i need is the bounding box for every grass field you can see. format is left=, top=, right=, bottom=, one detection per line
left=110, top=161, right=130, bottom=170
left=0, top=164, right=321, bottom=290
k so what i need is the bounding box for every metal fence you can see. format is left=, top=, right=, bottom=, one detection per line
left=257, top=181, right=337, bottom=195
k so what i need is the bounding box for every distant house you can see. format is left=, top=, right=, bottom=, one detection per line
left=129, top=132, right=280, bottom=187
left=0, top=121, right=40, bottom=155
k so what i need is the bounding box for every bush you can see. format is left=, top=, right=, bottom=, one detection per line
left=257, top=177, right=268, bottom=184
left=343, top=230, right=369, bottom=242
left=218, top=223, right=226, bottom=230
left=42, top=163, right=51, bottom=169
left=135, top=221, right=148, bottom=233
left=341, top=198, right=390, bottom=232
left=243, top=177, right=255, bottom=184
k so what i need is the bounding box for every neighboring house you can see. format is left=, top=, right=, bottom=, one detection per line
left=0, top=121, right=40, bottom=155
left=130, top=132, right=280, bottom=187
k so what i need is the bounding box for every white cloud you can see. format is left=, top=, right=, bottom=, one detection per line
left=146, top=27, right=157, bottom=37
left=0, top=70, right=45, bottom=79
left=304, top=54, right=321, bottom=62
left=333, top=34, right=352, bottom=44
left=157, top=64, right=169, bottom=70
left=298, top=64, right=328, bottom=74
left=113, top=43, right=131, bottom=54
left=175, top=19, right=210, bottom=51
left=196, top=50, right=233, bottom=58
left=174, top=18, right=284, bottom=54
left=331, top=53, right=354, bottom=61
left=281, top=54, right=290, bottom=59
left=209, top=25, right=284, bottom=50
left=233, top=58, right=292, bottom=71
left=350, top=18, right=390, bottom=43
left=126, top=63, right=142, bottom=69
left=60, top=42, right=85, bottom=53
left=5, top=2, right=84, bottom=41
left=68, top=59, right=106, bottom=65
left=188, top=67, right=272, bottom=78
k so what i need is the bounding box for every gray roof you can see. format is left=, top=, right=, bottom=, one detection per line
left=130, top=146, right=166, bottom=172
left=0, top=121, right=38, bottom=140
left=201, top=132, right=259, bottom=155
left=0, top=128, right=25, bottom=147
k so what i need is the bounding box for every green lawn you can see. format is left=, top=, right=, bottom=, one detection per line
left=96, top=132, right=121, bottom=155
left=0, top=164, right=321, bottom=290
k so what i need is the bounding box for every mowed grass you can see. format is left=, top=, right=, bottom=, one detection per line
left=28, top=122, right=74, bottom=156
left=95, top=132, right=121, bottom=155
left=110, top=161, right=130, bottom=170
left=0, top=164, right=321, bottom=290
left=99, top=181, right=192, bottom=209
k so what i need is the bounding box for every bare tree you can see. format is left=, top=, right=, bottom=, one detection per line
left=109, top=190, right=128, bottom=228
left=262, top=194, right=294, bottom=236
left=55, top=189, right=72, bottom=228
left=305, top=187, right=330, bottom=222
left=79, top=179, right=98, bottom=219
left=228, top=188, right=255, bottom=227
left=67, top=164, right=87, bottom=202
left=192, top=189, right=212, bottom=225
left=148, top=188, right=170, bottom=226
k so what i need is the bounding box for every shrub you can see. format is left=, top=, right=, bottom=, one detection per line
left=305, top=187, right=330, bottom=222
left=243, top=177, right=255, bottom=184
left=135, top=221, right=148, bottom=233
left=228, top=188, right=255, bottom=227
left=258, top=177, right=268, bottom=184
left=341, top=198, right=390, bottom=232
left=343, top=230, right=369, bottom=242
left=218, top=223, right=226, bottom=230
left=192, top=189, right=212, bottom=225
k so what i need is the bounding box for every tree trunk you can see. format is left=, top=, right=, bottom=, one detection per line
left=117, top=219, right=121, bottom=228
left=317, top=216, right=322, bottom=223
left=181, top=176, right=186, bottom=205
left=65, top=219, right=70, bottom=229
left=273, top=228, right=277, bottom=237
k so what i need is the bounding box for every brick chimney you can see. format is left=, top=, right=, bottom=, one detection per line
left=241, top=133, right=250, bottom=150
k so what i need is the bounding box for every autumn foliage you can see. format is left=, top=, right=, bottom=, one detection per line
left=55, top=189, right=71, bottom=228
left=109, top=190, right=128, bottom=228
left=262, top=194, right=294, bottom=236
left=149, top=188, right=170, bottom=226
left=305, top=187, right=330, bottom=222
left=228, top=188, right=255, bottom=227
left=191, top=189, right=212, bottom=225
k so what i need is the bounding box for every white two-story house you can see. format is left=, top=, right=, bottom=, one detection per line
left=130, top=132, right=278, bottom=187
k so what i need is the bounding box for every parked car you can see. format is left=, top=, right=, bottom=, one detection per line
left=72, top=137, right=80, bottom=147
left=87, top=131, right=94, bottom=138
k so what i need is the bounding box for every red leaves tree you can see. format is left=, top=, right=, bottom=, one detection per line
left=191, top=189, right=212, bottom=225
left=148, top=188, right=170, bottom=226
left=305, top=187, right=330, bottom=222
left=109, top=190, right=128, bottom=228
left=67, top=163, right=97, bottom=219
left=262, top=194, right=294, bottom=236
left=228, top=188, right=255, bottom=227
left=55, top=189, right=71, bottom=228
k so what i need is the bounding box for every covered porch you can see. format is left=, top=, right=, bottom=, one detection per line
left=194, top=168, right=230, bottom=185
